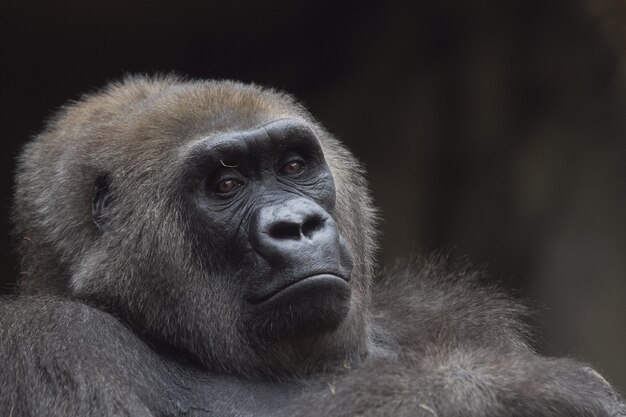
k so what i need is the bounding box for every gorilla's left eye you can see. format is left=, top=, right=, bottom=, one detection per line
left=280, top=160, right=305, bottom=176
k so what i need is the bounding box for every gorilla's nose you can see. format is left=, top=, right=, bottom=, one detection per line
left=267, top=209, right=326, bottom=241
left=250, top=198, right=339, bottom=264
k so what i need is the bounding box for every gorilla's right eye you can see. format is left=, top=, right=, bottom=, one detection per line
left=215, top=179, right=243, bottom=194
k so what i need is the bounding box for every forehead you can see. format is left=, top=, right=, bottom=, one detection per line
left=102, top=83, right=315, bottom=170
left=119, top=86, right=308, bottom=154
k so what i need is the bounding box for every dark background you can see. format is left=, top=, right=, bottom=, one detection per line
left=2, top=0, right=625, bottom=391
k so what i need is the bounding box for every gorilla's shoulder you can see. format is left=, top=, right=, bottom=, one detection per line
left=371, top=255, right=533, bottom=353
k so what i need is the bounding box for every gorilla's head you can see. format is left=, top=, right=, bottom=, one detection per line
left=13, top=76, right=378, bottom=377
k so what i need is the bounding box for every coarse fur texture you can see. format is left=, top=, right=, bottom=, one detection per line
left=1, top=75, right=624, bottom=416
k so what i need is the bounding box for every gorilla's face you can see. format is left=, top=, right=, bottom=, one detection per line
left=15, top=78, right=376, bottom=376
left=183, top=119, right=354, bottom=340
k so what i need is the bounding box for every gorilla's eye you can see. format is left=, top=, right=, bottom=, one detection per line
left=215, top=179, right=243, bottom=194
left=281, top=160, right=304, bottom=176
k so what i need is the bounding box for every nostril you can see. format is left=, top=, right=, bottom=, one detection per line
left=269, top=221, right=301, bottom=240
left=302, top=215, right=326, bottom=239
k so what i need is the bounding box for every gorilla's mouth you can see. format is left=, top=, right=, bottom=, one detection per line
left=250, top=273, right=350, bottom=305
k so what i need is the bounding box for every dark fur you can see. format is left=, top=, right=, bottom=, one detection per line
left=1, top=76, right=623, bottom=416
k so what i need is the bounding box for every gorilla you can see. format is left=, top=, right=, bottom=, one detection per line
left=0, top=75, right=623, bottom=417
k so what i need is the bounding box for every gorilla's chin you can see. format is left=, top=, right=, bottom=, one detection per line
left=245, top=276, right=352, bottom=341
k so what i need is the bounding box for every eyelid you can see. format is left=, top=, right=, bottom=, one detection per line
left=209, top=165, right=242, bottom=181
left=278, top=151, right=306, bottom=168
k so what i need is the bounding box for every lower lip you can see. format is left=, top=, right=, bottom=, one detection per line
left=252, top=274, right=348, bottom=305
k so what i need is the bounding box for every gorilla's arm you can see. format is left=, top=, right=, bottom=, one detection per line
left=0, top=297, right=302, bottom=417
left=279, top=350, right=624, bottom=417
left=275, top=258, right=626, bottom=417
left=0, top=297, right=166, bottom=416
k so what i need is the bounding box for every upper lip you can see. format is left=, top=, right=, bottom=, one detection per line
left=248, top=272, right=348, bottom=305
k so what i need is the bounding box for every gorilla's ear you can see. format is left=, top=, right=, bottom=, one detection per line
left=92, top=173, right=114, bottom=230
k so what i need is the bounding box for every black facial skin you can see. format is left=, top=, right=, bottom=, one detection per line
left=2, top=77, right=624, bottom=417
left=188, top=119, right=354, bottom=340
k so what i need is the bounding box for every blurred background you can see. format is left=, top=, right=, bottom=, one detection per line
left=1, top=0, right=625, bottom=391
